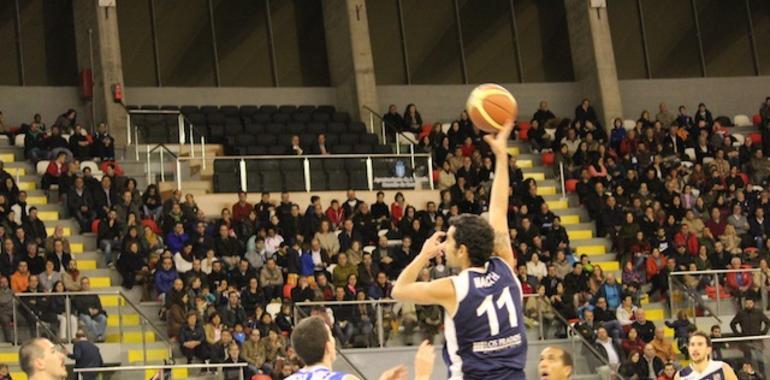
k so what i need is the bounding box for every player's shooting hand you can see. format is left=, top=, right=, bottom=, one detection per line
left=414, top=340, right=436, bottom=380
left=483, top=119, right=514, bottom=157
left=378, top=364, right=407, bottom=380
left=419, top=231, right=446, bottom=260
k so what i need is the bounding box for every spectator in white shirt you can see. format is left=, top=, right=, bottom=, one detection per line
left=615, top=294, right=638, bottom=327
left=526, top=253, right=548, bottom=281
left=264, top=227, right=284, bottom=255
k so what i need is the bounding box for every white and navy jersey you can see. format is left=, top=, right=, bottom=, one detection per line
left=285, top=365, right=348, bottom=380
left=678, top=360, right=727, bottom=380
left=443, top=256, right=528, bottom=380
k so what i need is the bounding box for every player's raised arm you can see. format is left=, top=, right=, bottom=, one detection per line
left=392, top=232, right=455, bottom=309
left=483, top=120, right=516, bottom=269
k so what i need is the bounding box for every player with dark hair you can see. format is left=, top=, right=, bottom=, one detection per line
left=675, top=331, right=737, bottom=380
left=538, top=346, right=573, bottom=380
left=392, top=121, right=526, bottom=379
left=19, top=338, right=68, bottom=380
left=288, top=316, right=435, bottom=380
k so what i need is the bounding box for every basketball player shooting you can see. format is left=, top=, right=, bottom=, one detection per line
left=675, top=332, right=737, bottom=380
left=392, top=120, right=527, bottom=380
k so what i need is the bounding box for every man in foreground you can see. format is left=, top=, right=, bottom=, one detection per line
left=675, top=332, right=737, bottom=380
left=19, top=338, right=68, bottom=380
left=287, top=316, right=435, bottom=380
left=538, top=346, right=574, bottom=380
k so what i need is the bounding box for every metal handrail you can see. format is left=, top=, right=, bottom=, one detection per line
left=712, top=334, right=770, bottom=343
left=670, top=268, right=761, bottom=275
left=74, top=363, right=248, bottom=380
left=362, top=105, right=419, bottom=146
left=293, top=298, right=367, bottom=379
left=547, top=300, right=625, bottom=380
left=177, top=153, right=430, bottom=160
left=12, top=294, right=68, bottom=349
left=14, top=290, right=174, bottom=364
left=127, top=109, right=206, bottom=162
left=669, top=276, right=723, bottom=324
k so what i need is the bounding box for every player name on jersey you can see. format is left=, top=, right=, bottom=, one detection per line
left=472, top=333, right=523, bottom=353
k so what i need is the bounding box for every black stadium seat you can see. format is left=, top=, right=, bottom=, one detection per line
left=268, top=146, right=286, bottom=155
left=360, top=133, right=379, bottom=146
left=307, top=122, right=325, bottom=135
left=200, top=105, right=219, bottom=114
left=214, top=159, right=238, bottom=173
left=348, top=169, right=368, bottom=189
left=160, top=105, right=179, bottom=110
left=317, top=105, right=335, bottom=114
left=373, top=144, right=392, bottom=154
left=257, top=135, right=277, bottom=146
left=273, top=113, right=291, bottom=123
left=326, top=170, right=348, bottom=190
left=284, top=170, right=305, bottom=191
left=278, top=105, right=297, bottom=114
left=236, top=134, right=257, bottom=147
left=180, top=105, right=200, bottom=114
left=340, top=133, right=358, bottom=145
left=239, top=105, right=259, bottom=116
left=325, top=134, right=339, bottom=146
left=225, top=123, right=243, bottom=136
left=214, top=174, right=241, bottom=193
left=244, top=123, right=264, bottom=135
left=245, top=170, right=261, bottom=192
left=300, top=133, right=315, bottom=148
left=220, top=105, right=239, bottom=115
left=266, top=123, right=284, bottom=133
left=252, top=113, right=271, bottom=124
left=349, top=121, right=366, bottom=134
left=312, top=113, right=331, bottom=122
left=141, top=104, right=159, bottom=110
left=247, top=146, right=267, bottom=155
left=298, top=105, right=316, bottom=114
left=259, top=105, right=278, bottom=114
left=292, top=112, right=311, bottom=123
left=334, top=144, right=353, bottom=154
left=309, top=170, right=328, bottom=190
left=332, top=112, right=351, bottom=123
left=287, top=122, right=305, bottom=135
left=328, top=122, right=346, bottom=134
left=353, top=144, right=373, bottom=154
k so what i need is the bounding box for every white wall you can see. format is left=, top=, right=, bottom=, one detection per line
left=125, top=86, right=337, bottom=107
left=0, top=86, right=84, bottom=127
left=619, top=76, right=770, bottom=120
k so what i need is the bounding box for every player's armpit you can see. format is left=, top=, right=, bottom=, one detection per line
left=493, top=230, right=516, bottom=270
left=391, top=277, right=456, bottom=309
left=722, top=363, right=738, bottom=380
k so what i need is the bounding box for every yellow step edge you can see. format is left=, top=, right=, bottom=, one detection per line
left=79, top=260, right=97, bottom=270
left=537, top=186, right=556, bottom=196
left=576, top=245, right=606, bottom=255
left=559, top=215, right=580, bottom=224
left=664, top=327, right=675, bottom=338
left=506, top=147, right=520, bottom=156
left=39, top=211, right=59, bottom=221
left=10, top=373, right=27, bottom=380
left=0, top=153, right=15, bottom=162
left=0, top=352, right=18, bottom=362
left=593, top=261, right=620, bottom=271
left=71, top=243, right=84, bottom=253
left=28, top=195, right=48, bottom=205
left=144, top=368, right=188, bottom=380
left=567, top=230, right=593, bottom=240
left=646, top=309, right=665, bottom=321
left=523, top=172, right=545, bottom=181
left=128, top=348, right=169, bottom=363
left=108, top=314, right=140, bottom=327
left=6, top=167, right=26, bottom=176
left=19, top=181, right=36, bottom=190
left=547, top=199, right=568, bottom=210
left=99, top=294, right=124, bottom=307
left=106, top=331, right=155, bottom=343
left=90, top=277, right=111, bottom=288
left=46, top=227, right=71, bottom=236
left=517, top=160, right=533, bottom=168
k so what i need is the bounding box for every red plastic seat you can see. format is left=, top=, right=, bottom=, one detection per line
left=91, top=219, right=101, bottom=234
left=739, top=172, right=750, bottom=186
left=565, top=179, right=578, bottom=193
left=753, top=114, right=762, bottom=126
left=541, top=151, right=555, bottom=166
left=749, top=132, right=762, bottom=144
left=517, top=121, right=531, bottom=141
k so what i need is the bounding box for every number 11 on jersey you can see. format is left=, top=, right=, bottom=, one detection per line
left=475, top=287, right=519, bottom=336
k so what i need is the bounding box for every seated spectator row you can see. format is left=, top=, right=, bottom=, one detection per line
left=213, top=158, right=414, bottom=193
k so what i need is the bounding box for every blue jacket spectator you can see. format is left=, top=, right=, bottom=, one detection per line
left=166, top=222, right=189, bottom=254
left=154, top=256, right=180, bottom=297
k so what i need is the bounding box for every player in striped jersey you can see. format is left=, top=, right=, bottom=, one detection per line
left=287, top=316, right=436, bottom=380
left=675, top=332, right=737, bottom=380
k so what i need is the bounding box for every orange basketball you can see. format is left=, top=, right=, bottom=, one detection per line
left=466, top=83, right=518, bottom=134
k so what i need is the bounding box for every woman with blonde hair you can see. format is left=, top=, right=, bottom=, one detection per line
left=719, top=224, right=743, bottom=255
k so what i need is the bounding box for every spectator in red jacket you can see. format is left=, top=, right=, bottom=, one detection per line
left=726, top=257, right=757, bottom=306
left=41, top=151, right=67, bottom=190
left=672, top=224, right=699, bottom=256
left=325, top=200, right=345, bottom=230
left=231, top=191, right=252, bottom=222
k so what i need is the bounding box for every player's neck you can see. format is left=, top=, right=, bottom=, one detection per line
left=30, top=373, right=62, bottom=380
left=692, top=359, right=710, bottom=372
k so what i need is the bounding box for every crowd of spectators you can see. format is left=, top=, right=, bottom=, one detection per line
left=1, top=97, right=770, bottom=378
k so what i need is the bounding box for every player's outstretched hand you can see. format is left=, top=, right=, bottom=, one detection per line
left=483, top=119, right=514, bottom=157
left=379, top=364, right=408, bottom=380
left=414, top=340, right=436, bottom=380
left=418, top=231, right=446, bottom=260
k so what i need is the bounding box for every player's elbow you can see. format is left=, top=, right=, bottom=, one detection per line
left=391, top=284, right=406, bottom=300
